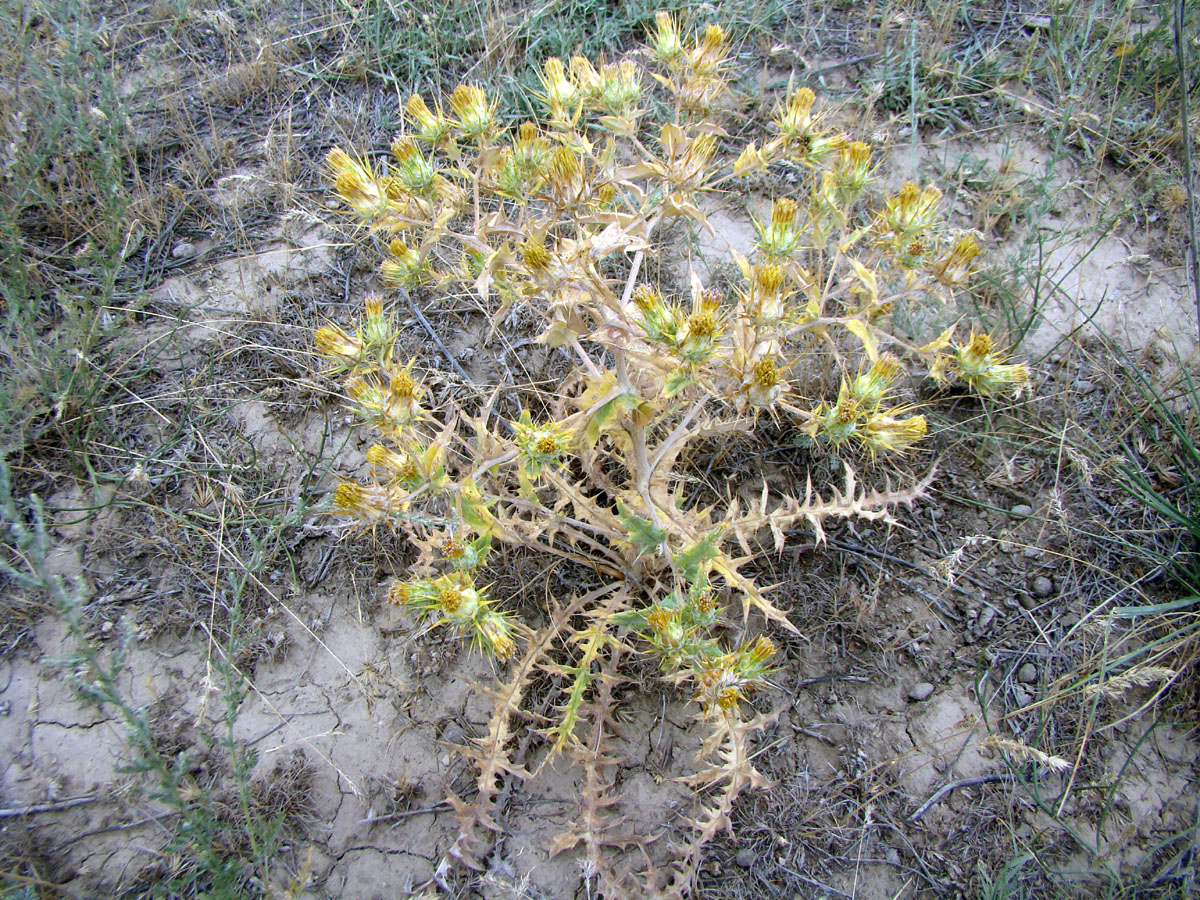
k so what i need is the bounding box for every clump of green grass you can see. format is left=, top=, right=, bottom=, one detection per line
left=0, top=0, right=135, bottom=458
left=334, top=0, right=789, bottom=115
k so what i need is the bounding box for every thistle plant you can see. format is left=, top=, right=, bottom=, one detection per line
left=313, top=14, right=1027, bottom=894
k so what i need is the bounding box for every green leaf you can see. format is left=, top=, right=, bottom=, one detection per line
left=617, top=500, right=666, bottom=558
left=584, top=392, right=638, bottom=446
left=674, top=531, right=721, bottom=582
left=663, top=368, right=696, bottom=398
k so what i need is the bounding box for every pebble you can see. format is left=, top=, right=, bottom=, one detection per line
left=1012, top=686, right=1033, bottom=706
left=1011, top=503, right=1034, bottom=518
left=908, top=682, right=935, bottom=702
left=976, top=606, right=996, bottom=632
left=1017, top=662, right=1038, bottom=683
left=1072, top=379, right=1098, bottom=394
left=170, top=241, right=196, bottom=259
left=1017, top=592, right=1037, bottom=610
left=734, top=848, right=756, bottom=868
left=885, top=847, right=901, bottom=866
left=1033, top=576, right=1054, bottom=597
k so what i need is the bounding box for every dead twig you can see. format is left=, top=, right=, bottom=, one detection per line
left=908, top=774, right=1015, bottom=822
left=0, top=795, right=98, bottom=818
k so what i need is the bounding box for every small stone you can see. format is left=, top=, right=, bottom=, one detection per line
left=1018, top=592, right=1037, bottom=610
left=908, top=682, right=935, bottom=702
left=1011, top=504, right=1034, bottom=518
left=1017, top=662, right=1038, bottom=684
left=734, top=848, right=756, bottom=868
left=977, top=606, right=996, bottom=632
left=1072, top=379, right=1097, bottom=394
left=885, top=847, right=901, bottom=866
left=1022, top=547, right=1043, bottom=559
left=1033, top=576, right=1054, bottom=597
left=170, top=241, right=196, bottom=259
left=1012, top=686, right=1033, bottom=706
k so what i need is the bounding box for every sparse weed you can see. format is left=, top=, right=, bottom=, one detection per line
left=0, top=457, right=314, bottom=899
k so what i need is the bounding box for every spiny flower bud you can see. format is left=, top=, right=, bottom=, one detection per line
left=381, top=239, right=424, bottom=288
left=390, top=137, right=435, bottom=192
left=850, top=355, right=902, bottom=406
left=757, top=198, right=803, bottom=257
left=650, top=11, right=684, bottom=64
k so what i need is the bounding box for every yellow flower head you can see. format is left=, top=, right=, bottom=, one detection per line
left=326, top=148, right=389, bottom=219
left=598, top=60, right=641, bottom=116
left=520, top=234, right=551, bottom=274
left=477, top=611, right=517, bottom=662
left=850, top=354, right=902, bottom=406
left=406, top=94, right=452, bottom=144
left=513, top=412, right=573, bottom=477
left=449, top=84, right=496, bottom=141
left=539, top=57, right=578, bottom=119
left=862, top=412, right=927, bottom=455
left=332, top=481, right=393, bottom=523
left=953, top=332, right=1030, bottom=396
left=883, top=181, right=942, bottom=239
left=927, top=232, right=982, bottom=286
left=381, top=238, right=425, bottom=288
left=757, top=198, right=803, bottom=257
left=689, top=24, right=728, bottom=76
left=314, top=323, right=364, bottom=364
left=386, top=581, right=411, bottom=607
